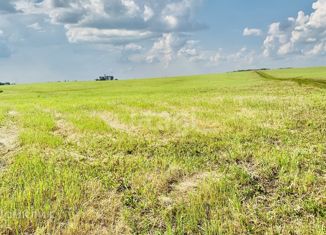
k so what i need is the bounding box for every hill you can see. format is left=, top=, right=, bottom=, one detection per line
left=0, top=67, right=325, bottom=234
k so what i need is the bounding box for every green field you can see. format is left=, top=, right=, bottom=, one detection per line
left=0, top=67, right=325, bottom=234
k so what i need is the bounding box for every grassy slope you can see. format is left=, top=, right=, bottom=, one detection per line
left=0, top=67, right=325, bottom=234
left=267, top=66, right=326, bottom=79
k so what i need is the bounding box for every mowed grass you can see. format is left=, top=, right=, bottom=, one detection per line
left=0, top=67, right=325, bottom=234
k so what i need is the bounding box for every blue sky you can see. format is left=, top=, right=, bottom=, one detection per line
left=0, top=0, right=325, bottom=83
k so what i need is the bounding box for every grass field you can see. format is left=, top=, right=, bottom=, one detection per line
left=0, top=67, right=325, bottom=234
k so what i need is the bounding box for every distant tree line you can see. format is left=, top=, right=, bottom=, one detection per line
left=234, top=68, right=270, bottom=72
left=234, top=67, right=293, bottom=72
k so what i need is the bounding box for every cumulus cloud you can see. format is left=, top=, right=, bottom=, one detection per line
left=177, top=41, right=255, bottom=67
left=0, top=0, right=208, bottom=66
left=178, top=40, right=205, bottom=62
left=143, top=5, right=154, bottom=21
left=263, top=0, right=326, bottom=57
left=146, top=33, right=187, bottom=66
left=243, top=27, right=262, bottom=36
left=12, top=0, right=204, bottom=45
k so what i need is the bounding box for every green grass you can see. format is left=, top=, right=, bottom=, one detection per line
left=267, top=66, right=326, bottom=79
left=0, top=67, right=325, bottom=234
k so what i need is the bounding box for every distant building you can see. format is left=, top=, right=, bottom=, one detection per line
left=96, top=74, right=115, bottom=81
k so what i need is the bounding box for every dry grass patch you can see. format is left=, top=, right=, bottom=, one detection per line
left=141, top=110, right=171, bottom=119
left=53, top=116, right=82, bottom=145
left=0, top=123, right=20, bottom=169
left=8, top=110, right=19, bottom=118
left=96, top=112, right=138, bottom=134
left=64, top=181, right=130, bottom=235
left=0, top=126, right=19, bottom=156
left=160, top=171, right=220, bottom=206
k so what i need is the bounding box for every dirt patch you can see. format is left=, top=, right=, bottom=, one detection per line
left=237, top=158, right=280, bottom=211
left=0, top=125, right=19, bottom=169
left=54, top=119, right=74, bottom=137
left=97, top=112, right=138, bottom=134
left=8, top=110, right=18, bottom=117
left=44, top=109, right=76, bottom=141
left=53, top=117, right=82, bottom=145
left=0, top=126, right=19, bottom=156
left=159, top=172, right=219, bottom=206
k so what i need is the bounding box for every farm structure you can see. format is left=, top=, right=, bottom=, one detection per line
left=0, top=82, right=11, bottom=86
left=96, top=75, right=115, bottom=81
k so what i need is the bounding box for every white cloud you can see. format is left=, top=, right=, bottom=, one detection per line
left=263, top=0, right=326, bottom=57
left=143, top=5, right=154, bottom=21
left=13, top=0, right=204, bottom=46
left=306, top=42, right=326, bottom=55
left=122, top=0, right=141, bottom=16
left=125, top=43, right=142, bottom=51
left=164, top=15, right=178, bottom=29
left=66, top=27, right=153, bottom=44
left=263, top=22, right=290, bottom=57
left=0, top=0, right=206, bottom=68
left=120, top=43, right=144, bottom=63
left=243, top=27, right=262, bottom=36
left=146, top=33, right=186, bottom=66
left=177, top=40, right=209, bottom=63
left=178, top=40, right=200, bottom=57
left=227, top=47, right=255, bottom=64
left=177, top=41, right=255, bottom=67
left=209, top=52, right=223, bottom=64
left=27, top=22, right=43, bottom=31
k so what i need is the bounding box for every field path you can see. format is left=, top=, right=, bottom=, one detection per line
left=255, top=70, right=326, bottom=89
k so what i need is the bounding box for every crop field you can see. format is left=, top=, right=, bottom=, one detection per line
left=0, top=67, right=325, bottom=234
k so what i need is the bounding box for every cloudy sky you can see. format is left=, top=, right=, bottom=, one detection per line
left=0, top=0, right=325, bottom=83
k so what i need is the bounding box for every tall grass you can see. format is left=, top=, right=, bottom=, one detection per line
left=0, top=67, right=325, bottom=234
